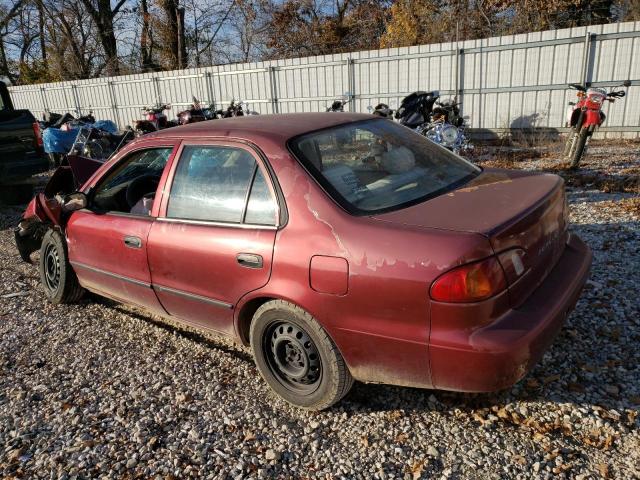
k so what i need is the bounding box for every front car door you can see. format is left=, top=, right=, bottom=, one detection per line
left=66, top=143, right=178, bottom=315
left=147, top=141, right=281, bottom=336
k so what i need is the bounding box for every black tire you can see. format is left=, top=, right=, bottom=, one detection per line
left=569, top=127, right=590, bottom=169
left=39, top=229, right=84, bottom=304
left=0, top=184, right=34, bottom=205
left=250, top=300, right=353, bottom=410
left=563, top=131, right=576, bottom=157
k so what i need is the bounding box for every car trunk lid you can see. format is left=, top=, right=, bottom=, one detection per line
left=371, top=169, right=568, bottom=307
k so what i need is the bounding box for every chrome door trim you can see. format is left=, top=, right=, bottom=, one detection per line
left=153, top=284, right=234, bottom=309
left=156, top=217, right=278, bottom=230
left=70, top=261, right=151, bottom=288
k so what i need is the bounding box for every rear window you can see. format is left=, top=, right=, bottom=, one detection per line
left=289, top=119, right=480, bottom=214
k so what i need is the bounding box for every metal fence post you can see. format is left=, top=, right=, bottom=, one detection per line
left=107, top=81, right=121, bottom=127
left=581, top=32, right=595, bottom=86
left=71, top=84, right=81, bottom=115
left=346, top=58, right=356, bottom=111
left=39, top=86, right=48, bottom=115
left=268, top=66, right=279, bottom=113
left=457, top=48, right=465, bottom=116
left=203, top=71, right=214, bottom=107
left=152, top=76, right=161, bottom=103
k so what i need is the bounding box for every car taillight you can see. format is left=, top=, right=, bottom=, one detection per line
left=32, top=122, right=43, bottom=147
left=430, top=257, right=507, bottom=303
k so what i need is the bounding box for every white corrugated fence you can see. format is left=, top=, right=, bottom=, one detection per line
left=8, top=21, right=640, bottom=138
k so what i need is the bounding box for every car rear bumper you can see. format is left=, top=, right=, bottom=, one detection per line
left=429, top=233, right=592, bottom=392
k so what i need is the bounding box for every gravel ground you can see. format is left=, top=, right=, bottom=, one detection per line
left=1, top=146, right=639, bottom=479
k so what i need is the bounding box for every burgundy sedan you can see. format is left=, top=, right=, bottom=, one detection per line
left=16, top=113, right=592, bottom=410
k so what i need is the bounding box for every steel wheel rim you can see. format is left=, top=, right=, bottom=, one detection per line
left=264, top=321, right=322, bottom=394
left=44, top=243, right=61, bottom=292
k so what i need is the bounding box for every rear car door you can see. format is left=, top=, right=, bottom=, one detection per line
left=66, top=143, right=178, bottom=314
left=147, top=141, right=280, bottom=336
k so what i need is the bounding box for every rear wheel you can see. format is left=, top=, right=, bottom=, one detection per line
left=568, top=127, right=590, bottom=169
left=250, top=300, right=353, bottom=410
left=39, top=229, right=84, bottom=304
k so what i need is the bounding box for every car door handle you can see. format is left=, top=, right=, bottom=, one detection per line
left=123, top=236, right=142, bottom=249
left=236, top=253, right=263, bottom=269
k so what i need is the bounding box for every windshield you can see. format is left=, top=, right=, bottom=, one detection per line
left=289, top=119, right=480, bottom=214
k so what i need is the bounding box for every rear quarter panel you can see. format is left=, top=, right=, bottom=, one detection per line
left=236, top=138, right=494, bottom=388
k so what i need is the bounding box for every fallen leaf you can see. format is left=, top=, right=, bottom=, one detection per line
left=496, top=408, right=509, bottom=419
left=526, top=378, right=541, bottom=388
left=597, top=463, right=609, bottom=478
left=410, top=460, right=425, bottom=479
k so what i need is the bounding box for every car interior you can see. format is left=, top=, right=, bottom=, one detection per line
left=91, top=148, right=172, bottom=215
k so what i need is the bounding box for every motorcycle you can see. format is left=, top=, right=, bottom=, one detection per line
left=176, top=97, right=208, bottom=125
left=369, top=103, right=394, bottom=118
left=69, top=125, right=134, bottom=161
left=326, top=93, right=352, bottom=112
left=134, top=103, right=176, bottom=135
left=420, top=99, right=472, bottom=154
left=564, top=80, right=631, bottom=168
left=395, top=91, right=439, bottom=128
left=218, top=99, right=245, bottom=118
left=396, top=91, right=472, bottom=154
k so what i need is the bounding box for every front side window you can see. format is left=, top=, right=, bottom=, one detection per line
left=92, top=147, right=172, bottom=214
left=289, top=119, right=480, bottom=214
left=167, top=145, right=277, bottom=225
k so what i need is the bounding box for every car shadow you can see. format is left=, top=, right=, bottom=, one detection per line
left=95, top=298, right=254, bottom=364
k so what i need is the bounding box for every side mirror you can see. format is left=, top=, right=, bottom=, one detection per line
left=62, top=192, right=88, bottom=212
left=623, top=80, right=632, bottom=87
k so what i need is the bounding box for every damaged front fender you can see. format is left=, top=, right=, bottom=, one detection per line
left=14, top=166, right=76, bottom=263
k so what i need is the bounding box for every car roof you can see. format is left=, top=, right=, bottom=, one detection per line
left=146, top=112, right=375, bottom=143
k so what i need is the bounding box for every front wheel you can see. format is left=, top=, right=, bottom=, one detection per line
left=568, top=127, right=590, bottom=169
left=39, top=229, right=85, bottom=304
left=250, top=300, right=353, bottom=410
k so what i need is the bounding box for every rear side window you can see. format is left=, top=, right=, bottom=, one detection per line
left=167, top=145, right=277, bottom=225
left=244, top=168, right=277, bottom=225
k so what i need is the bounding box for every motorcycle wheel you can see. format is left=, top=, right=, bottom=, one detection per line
left=563, top=132, right=577, bottom=157
left=569, top=127, right=590, bottom=169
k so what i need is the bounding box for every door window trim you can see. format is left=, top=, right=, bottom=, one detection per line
left=83, top=142, right=180, bottom=219
left=158, top=140, right=283, bottom=229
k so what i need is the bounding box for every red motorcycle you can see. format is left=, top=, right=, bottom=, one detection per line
left=564, top=80, right=630, bottom=168
left=133, top=103, right=176, bottom=136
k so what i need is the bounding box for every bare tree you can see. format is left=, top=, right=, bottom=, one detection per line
left=0, top=0, right=28, bottom=82
left=78, top=0, right=129, bottom=75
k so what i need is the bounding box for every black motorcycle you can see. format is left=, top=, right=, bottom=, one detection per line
left=369, top=103, right=394, bottom=118
left=326, top=93, right=352, bottom=112
left=396, top=91, right=472, bottom=154
left=394, top=91, right=440, bottom=128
